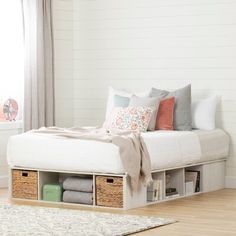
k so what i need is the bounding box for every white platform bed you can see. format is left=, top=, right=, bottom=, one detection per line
left=8, top=129, right=230, bottom=210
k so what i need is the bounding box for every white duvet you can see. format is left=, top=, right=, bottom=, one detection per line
left=142, top=131, right=202, bottom=170
left=7, top=129, right=229, bottom=174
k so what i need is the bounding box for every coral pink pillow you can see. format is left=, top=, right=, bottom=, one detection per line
left=155, top=97, right=175, bottom=130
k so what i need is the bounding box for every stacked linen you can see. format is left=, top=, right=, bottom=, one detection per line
left=63, top=176, right=93, bottom=205
left=63, top=176, right=93, bottom=192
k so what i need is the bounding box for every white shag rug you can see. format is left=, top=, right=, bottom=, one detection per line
left=0, top=204, right=175, bottom=236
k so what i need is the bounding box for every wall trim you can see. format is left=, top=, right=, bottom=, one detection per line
left=0, top=121, right=23, bottom=130
left=225, top=176, right=236, bottom=188
left=0, top=175, right=8, bottom=188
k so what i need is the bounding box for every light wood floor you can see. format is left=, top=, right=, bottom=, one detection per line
left=1, top=188, right=236, bottom=236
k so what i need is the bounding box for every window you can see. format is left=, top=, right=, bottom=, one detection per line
left=0, top=0, right=24, bottom=120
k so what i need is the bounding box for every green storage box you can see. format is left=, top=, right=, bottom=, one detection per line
left=43, top=184, right=62, bottom=202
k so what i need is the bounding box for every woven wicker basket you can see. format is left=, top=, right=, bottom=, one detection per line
left=96, top=176, right=123, bottom=208
left=12, top=170, right=38, bottom=200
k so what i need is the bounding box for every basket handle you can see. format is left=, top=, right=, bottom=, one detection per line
left=22, top=172, right=28, bottom=177
left=106, top=178, right=114, bottom=183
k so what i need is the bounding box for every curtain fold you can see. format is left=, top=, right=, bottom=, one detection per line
left=22, top=0, right=55, bottom=131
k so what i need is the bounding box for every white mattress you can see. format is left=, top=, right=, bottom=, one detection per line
left=7, top=129, right=230, bottom=174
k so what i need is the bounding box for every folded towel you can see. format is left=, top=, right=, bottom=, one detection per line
left=63, top=190, right=93, bottom=205
left=63, top=176, right=93, bottom=192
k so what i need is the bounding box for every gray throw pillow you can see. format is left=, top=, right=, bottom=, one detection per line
left=129, top=96, right=160, bottom=131
left=150, top=84, right=192, bottom=131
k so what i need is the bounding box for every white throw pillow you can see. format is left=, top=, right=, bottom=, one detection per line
left=105, top=87, right=151, bottom=119
left=191, top=95, right=220, bottom=130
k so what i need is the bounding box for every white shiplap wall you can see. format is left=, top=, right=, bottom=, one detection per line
left=53, top=0, right=74, bottom=127
left=72, top=0, right=236, bottom=179
left=0, top=123, right=22, bottom=187
left=54, top=0, right=236, bottom=180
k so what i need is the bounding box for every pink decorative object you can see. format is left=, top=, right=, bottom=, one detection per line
left=0, top=102, right=4, bottom=121
left=3, top=98, right=18, bottom=121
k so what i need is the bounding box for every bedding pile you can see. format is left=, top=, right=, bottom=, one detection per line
left=30, top=127, right=152, bottom=192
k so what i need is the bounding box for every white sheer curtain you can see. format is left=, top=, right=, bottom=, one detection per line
left=0, top=1, right=24, bottom=120
left=22, top=0, right=55, bottom=131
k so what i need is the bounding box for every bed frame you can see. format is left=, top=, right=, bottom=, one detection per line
left=9, top=159, right=226, bottom=210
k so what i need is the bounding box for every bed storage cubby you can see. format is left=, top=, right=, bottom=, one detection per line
left=10, top=159, right=226, bottom=210
left=201, top=161, right=225, bottom=192
left=39, top=172, right=94, bottom=205
left=61, top=173, right=93, bottom=205
left=96, top=176, right=123, bottom=208
left=12, top=169, right=38, bottom=200
left=147, top=172, right=165, bottom=202
left=38, top=171, right=59, bottom=200
left=165, top=169, right=184, bottom=199
left=185, top=165, right=202, bottom=195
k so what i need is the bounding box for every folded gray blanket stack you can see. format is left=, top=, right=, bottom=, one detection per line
left=63, top=191, right=93, bottom=205
left=62, top=176, right=93, bottom=205
left=63, top=176, right=93, bottom=192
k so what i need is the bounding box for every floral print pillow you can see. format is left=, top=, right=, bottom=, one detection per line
left=107, top=107, right=154, bottom=132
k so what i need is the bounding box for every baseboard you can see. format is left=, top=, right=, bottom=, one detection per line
left=0, top=175, right=8, bottom=188
left=225, top=176, right=236, bottom=188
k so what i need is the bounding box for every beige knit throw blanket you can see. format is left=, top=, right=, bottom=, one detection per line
left=30, top=127, right=152, bottom=192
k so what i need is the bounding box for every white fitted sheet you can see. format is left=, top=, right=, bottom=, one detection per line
left=7, top=129, right=229, bottom=174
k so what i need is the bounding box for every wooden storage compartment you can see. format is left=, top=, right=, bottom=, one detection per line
left=96, top=176, right=123, bottom=208
left=38, top=171, right=59, bottom=200
left=165, top=168, right=184, bottom=199
left=202, top=161, right=225, bottom=192
left=185, top=165, right=202, bottom=195
left=12, top=169, right=38, bottom=200
left=147, top=171, right=165, bottom=202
